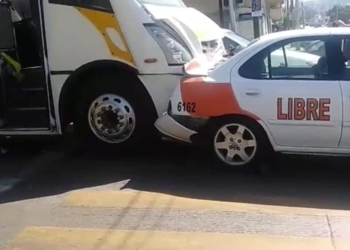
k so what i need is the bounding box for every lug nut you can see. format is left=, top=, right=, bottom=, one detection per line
left=229, top=146, right=233, bottom=149
left=230, top=138, right=233, bottom=142
left=237, top=147, right=240, bottom=151
left=238, top=139, right=241, bottom=143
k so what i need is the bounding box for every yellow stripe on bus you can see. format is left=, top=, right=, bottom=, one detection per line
left=76, top=8, right=135, bottom=65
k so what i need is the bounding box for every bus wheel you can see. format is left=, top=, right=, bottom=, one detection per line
left=74, top=73, right=154, bottom=151
left=87, top=93, right=136, bottom=144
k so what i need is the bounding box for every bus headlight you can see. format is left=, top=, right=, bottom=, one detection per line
left=144, top=24, right=192, bottom=65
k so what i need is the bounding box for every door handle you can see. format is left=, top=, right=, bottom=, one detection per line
left=244, top=90, right=261, bottom=96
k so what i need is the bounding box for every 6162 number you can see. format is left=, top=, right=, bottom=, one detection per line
left=177, top=102, right=196, bottom=113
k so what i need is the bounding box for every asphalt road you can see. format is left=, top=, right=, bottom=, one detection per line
left=1, top=138, right=350, bottom=249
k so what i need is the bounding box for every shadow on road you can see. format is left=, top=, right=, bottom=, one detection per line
left=1, top=139, right=350, bottom=212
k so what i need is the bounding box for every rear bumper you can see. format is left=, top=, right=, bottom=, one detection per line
left=154, top=113, right=197, bottom=143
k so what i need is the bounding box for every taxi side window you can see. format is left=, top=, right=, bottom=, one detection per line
left=340, top=38, right=350, bottom=80
left=239, top=50, right=270, bottom=79
left=239, top=38, right=328, bottom=80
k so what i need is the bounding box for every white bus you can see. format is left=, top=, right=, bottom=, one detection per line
left=0, top=0, right=225, bottom=150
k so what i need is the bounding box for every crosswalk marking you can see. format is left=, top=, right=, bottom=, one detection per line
left=6, top=190, right=350, bottom=249
left=8, top=227, right=339, bottom=250
left=63, top=190, right=350, bottom=216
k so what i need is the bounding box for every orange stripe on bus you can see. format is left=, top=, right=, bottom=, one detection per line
left=180, top=77, right=259, bottom=120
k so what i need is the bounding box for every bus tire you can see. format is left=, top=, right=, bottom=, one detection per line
left=73, top=72, right=155, bottom=153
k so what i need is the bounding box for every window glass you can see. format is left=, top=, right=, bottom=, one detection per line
left=339, top=38, right=350, bottom=79
left=137, top=0, right=184, bottom=7
left=222, top=31, right=250, bottom=49
left=239, top=38, right=328, bottom=80
left=270, top=47, right=286, bottom=67
left=239, top=50, right=269, bottom=79
left=48, top=0, right=113, bottom=12
left=222, top=37, right=239, bottom=51
left=0, top=4, right=15, bottom=50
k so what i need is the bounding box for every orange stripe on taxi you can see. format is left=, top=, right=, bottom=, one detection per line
left=180, top=77, right=259, bottom=120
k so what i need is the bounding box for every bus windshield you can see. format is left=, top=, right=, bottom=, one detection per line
left=137, top=0, right=185, bottom=7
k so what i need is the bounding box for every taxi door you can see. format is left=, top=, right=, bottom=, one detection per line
left=336, top=36, right=350, bottom=148
left=233, top=36, right=342, bottom=148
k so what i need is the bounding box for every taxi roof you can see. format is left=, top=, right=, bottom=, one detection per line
left=246, top=27, right=350, bottom=53
left=258, top=28, right=350, bottom=44
left=210, top=28, right=350, bottom=79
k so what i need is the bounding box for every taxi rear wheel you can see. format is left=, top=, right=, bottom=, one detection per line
left=210, top=117, right=272, bottom=170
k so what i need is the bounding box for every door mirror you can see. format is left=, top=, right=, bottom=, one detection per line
left=227, top=44, right=236, bottom=56
left=0, top=2, right=15, bottom=51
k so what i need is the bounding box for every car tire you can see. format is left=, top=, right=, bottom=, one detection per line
left=73, top=72, right=155, bottom=153
left=209, top=117, right=272, bottom=171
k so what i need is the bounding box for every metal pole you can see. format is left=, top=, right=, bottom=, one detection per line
left=219, top=0, right=224, bottom=28
left=253, top=17, right=260, bottom=38
left=290, top=0, right=294, bottom=29
left=266, top=7, right=272, bottom=33
left=295, top=0, right=300, bottom=29
left=252, top=0, right=261, bottom=38
left=301, top=2, right=305, bottom=28
left=286, top=0, right=290, bottom=30
left=228, top=0, right=237, bottom=32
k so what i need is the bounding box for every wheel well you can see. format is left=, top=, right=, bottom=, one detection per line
left=59, top=60, right=157, bottom=131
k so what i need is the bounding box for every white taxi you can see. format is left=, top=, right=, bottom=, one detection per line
left=155, top=28, right=350, bottom=168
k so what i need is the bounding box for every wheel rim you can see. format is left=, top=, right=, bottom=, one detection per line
left=214, top=123, right=257, bottom=166
left=88, top=94, right=136, bottom=144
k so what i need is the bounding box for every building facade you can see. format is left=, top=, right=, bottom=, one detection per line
left=184, top=0, right=283, bottom=40
left=183, top=0, right=229, bottom=28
